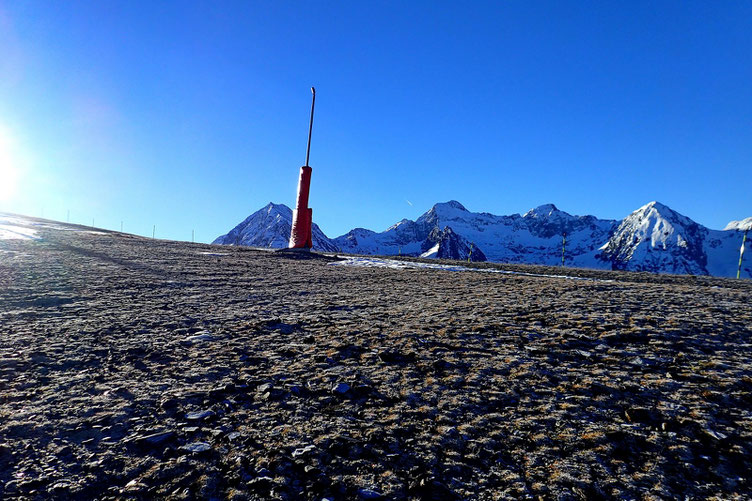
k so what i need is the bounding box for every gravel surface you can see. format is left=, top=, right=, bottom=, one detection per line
left=1, top=215, right=751, bottom=500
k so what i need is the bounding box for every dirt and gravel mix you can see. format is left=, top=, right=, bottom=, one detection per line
left=1, top=215, right=751, bottom=500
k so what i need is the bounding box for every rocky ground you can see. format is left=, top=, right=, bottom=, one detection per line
left=1, top=215, right=751, bottom=500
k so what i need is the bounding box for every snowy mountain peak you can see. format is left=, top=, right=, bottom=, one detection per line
left=213, top=202, right=338, bottom=251
left=263, top=202, right=290, bottom=215
left=386, top=218, right=413, bottom=232
left=636, top=201, right=676, bottom=217
left=641, top=200, right=664, bottom=210
left=523, top=204, right=560, bottom=218
left=724, top=217, right=752, bottom=231
left=629, top=201, right=698, bottom=230
left=599, top=201, right=708, bottom=274
left=415, top=201, right=471, bottom=232
left=434, top=200, right=468, bottom=212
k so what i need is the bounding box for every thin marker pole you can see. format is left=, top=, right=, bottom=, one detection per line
left=561, top=232, right=567, bottom=267
left=468, top=243, right=473, bottom=263
left=66, top=210, right=70, bottom=223
left=192, top=229, right=194, bottom=243
left=152, top=225, right=155, bottom=239
left=92, top=218, right=95, bottom=227
left=738, top=229, right=748, bottom=279
left=305, top=87, right=316, bottom=166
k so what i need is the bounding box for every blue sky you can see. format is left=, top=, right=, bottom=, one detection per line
left=0, top=1, right=750, bottom=242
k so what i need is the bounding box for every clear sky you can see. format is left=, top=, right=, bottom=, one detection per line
left=0, top=1, right=750, bottom=242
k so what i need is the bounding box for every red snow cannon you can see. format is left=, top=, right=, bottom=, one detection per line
left=289, top=165, right=313, bottom=248
left=289, top=87, right=317, bottom=250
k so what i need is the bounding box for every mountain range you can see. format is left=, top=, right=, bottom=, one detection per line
left=213, top=201, right=752, bottom=278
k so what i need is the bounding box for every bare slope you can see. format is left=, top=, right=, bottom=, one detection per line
left=1, top=214, right=751, bottom=499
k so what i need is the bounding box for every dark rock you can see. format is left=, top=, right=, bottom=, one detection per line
left=408, top=477, right=457, bottom=500
left=378, top=350, right=417, bottom=365
left=139, top=430, right=175, bottom=446
left=247, top=476, right=274, bottom=493
left=332, top=383, right=350, bottom=395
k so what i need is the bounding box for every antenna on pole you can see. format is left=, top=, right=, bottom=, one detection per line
left=289, top=87, right=317, bottom=249
left=305, top=87, right=316, bottom=167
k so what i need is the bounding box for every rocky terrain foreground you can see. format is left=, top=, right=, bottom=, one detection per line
left=1, top=215, right=751, bottom=500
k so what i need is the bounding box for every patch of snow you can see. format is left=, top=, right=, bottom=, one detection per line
left=420, top=243, right=440, bottom=258
left=724, top=217, right=752, bottom=231
left=180, top=442, right=211, bottom=453
left=330, top=256, right=609, bottom=282
left=0, top=216, right=40, bottom=240
left=182, top=332, right=216, bottom=344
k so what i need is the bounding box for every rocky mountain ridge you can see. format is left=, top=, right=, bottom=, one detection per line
left=214, top=201, right=751, bottom=278
left=212, top=203, right=338, bottom=252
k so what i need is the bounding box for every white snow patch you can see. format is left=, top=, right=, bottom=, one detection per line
left=420, top=243, right=439, bottom=259
left=199, top=252, right=229, bottom=256
left=330, top=256, right=609, bottom=282
left=724, top=217, right=752, bottom=231
left=0, top=216, right=40, bottom=240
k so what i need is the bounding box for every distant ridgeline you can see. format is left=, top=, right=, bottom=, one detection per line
left=213, top=201, right=752, bottom=278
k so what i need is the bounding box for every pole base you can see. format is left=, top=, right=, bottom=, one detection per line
left=276, top=247, right=311, bottom=253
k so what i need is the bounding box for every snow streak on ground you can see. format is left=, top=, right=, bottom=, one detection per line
left=0, top=215, right=40, bottom=240
left=330, top=256, right=609, bottom=282
left=0, top=213, right=115, bottom=240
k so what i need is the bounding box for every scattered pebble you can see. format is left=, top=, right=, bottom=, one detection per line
left=180, top=442, right=211, bottom=454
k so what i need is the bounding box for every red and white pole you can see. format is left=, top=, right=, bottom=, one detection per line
left=289, top=87, right=316, bottom=249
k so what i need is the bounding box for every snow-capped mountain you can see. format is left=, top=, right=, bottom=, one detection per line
left=212, top=201, right=751, bottom=278
left=334, top=200, right=617, bottom=267
left=212, top=203, right=338, bottom=252
left=598, top=201, right=708, bottom=275
left=597, top=201, right=750, bottom=277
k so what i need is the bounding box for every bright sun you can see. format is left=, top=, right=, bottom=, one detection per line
left=0, top=125, right=21, bottom=203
